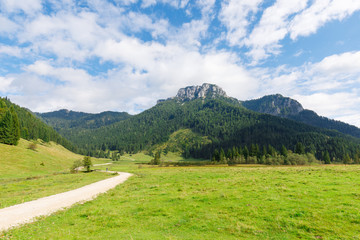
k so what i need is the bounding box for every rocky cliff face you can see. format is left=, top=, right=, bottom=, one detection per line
left=242, top=94, right=304, bottom=117
left=175, top=83, right=227, bottom=102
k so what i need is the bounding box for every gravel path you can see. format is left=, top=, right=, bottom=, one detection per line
left=0, top=171, right=132, bottom=232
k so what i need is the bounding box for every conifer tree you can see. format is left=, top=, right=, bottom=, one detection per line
left=0, top=109, right=14, bottom=145
left=295, top=142, right=305, bottom=154
left=280, top=145, right=288, bottom=157
left=323, top=151, right=331, bottom=164
left=10, top=107, right=20, bottom=145
left=243, top=146, right=249, bottom=160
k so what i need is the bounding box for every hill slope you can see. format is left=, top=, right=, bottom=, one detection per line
left=242, top=94, right=360, bottom=138
left=0, top=97, right=74, bottom=151
left=37, top=109, right=131, bottom=131
left=0, top=139, right=83, bottom=179
left=35, top=84, right=360, bottom=162
left=68, top=92, right=360, bottom=161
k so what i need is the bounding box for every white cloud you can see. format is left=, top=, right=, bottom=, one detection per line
left=219, top=0, right=263, bottom=47
left=7, top=37, right=257, bottom=114
left=255, top=51, right=360, bottom=127
left=290, top=0, right=360, bottom=40
left=312, top=51, right=360, bottom=75
left=140, top=0, right=188, bottom=8
left=0, top=45, right=24, bottom=57
left=19, top=11, right=110, bottom=62
left=0, top=76, right=14, bottom=93
left=293, top=92, right=360, bottom=127
left=0, top=0, right=42, bottom=14
left=242, top=0, right=360, bottom=62
left=245, top=0, right=308, bottom=62
left=0, top=0, right=359, bottom=129
left=0, top=15, right=19, bottom=34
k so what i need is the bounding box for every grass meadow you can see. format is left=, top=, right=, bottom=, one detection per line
left=2, top=161, right=360, bottom=239
left=0, top=139, right=112, bottom=209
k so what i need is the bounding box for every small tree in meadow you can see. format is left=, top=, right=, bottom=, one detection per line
left=70, top=160, right=83, bottom=173
left=150, top=151, right=161, bottom=165
left=83, top=156, right=92, bottom=172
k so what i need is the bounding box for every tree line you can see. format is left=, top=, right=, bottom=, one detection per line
left=0, top=97, right=75, bottom=151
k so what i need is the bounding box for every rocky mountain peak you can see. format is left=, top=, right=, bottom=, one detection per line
left=242, top=94, right=304, bottom=117
left=175, top=83, right=227, bottom=102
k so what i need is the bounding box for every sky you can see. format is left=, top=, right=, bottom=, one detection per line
left=0, top=0, right=360, bottom=127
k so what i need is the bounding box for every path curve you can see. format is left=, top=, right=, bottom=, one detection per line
left=0, top=171, right=132, bottom=232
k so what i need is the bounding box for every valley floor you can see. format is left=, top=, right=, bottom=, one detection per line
left=2, top=161, right=360, bottom=239
left=0, top=171, right=132, bottom=232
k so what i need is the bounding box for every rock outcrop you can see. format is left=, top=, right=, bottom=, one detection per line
left=175, top=83, right=227, bottom=102
left=242, top=94, right=304, bottom=117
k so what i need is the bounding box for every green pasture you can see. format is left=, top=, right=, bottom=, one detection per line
left=3, top=164, right=360, bottom=239
left=0, top=139, right=112, bottom=209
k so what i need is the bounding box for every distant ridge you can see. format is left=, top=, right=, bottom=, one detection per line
left=242, top=94, right=304, bottom=117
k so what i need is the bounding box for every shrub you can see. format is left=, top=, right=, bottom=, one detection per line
left=70, top=160, right=83, bottom=173
left=83, top=156, right=92, bottom=172
left=28, top=142, right=37, bottom=151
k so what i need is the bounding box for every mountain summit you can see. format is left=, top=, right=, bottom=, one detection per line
left=242, top=94, right=304, bottom=117
left=175, top=83, right=227, bottom=102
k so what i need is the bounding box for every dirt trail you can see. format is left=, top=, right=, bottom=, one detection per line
left=0, top=171, right=132, bottom=232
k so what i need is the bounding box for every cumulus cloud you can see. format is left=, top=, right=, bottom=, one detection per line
left=290, top=0, right=360, bottom=39
left=0, top=0, right=42, bottom=15
left=0, top=76, right=14, bottom=93
left=255, top=51, right=360, bottom=127
left=10, top=41, right=256, bottom=113
left=245, top=0, right=307, bottom=62
left=219, top=0, right=263, bottom=47
left=293, top=92, right=360, bottom=127
left=0, top=0, right=359, bottom=128
left=231, top=0, right=360, bottom=62
left=0, top=15, right=19, bottom=34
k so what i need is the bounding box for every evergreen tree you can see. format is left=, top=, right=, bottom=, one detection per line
left=213, top=149, right=220, bottom=162
left=323, top=151, right=331, bottom=164
left=243, top=146, right=249, bottom=160
left=219, top=148, right=226, bottom=163
left=280, top=145, right=288, bottom=157
left=268, top=145, right=276, bottom=157
left=0, top=110, right=14, bottom=145
left=226, top=148, right=233, bottom=160
left=295, top=142, right=305, bottom=154
left=150, top=151, right=161, bottom=165
left=343, top=153, right=352, bottom=165
left=262, top=145, right=267, bottom=157
left=9, top=107, right=20, bottom=145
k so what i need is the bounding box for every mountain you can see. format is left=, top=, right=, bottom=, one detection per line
left=37, top=109, right=131, bottom=131
left=242, top=94, right=360, bottom=138
left=51, top=84, right=359, bottom=162
left=242, top=94, right=304, bottom=117
left=0, top=97, right=74, bottom=150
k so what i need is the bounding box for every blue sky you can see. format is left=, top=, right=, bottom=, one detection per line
left=0, top=0, right=360, bottom=127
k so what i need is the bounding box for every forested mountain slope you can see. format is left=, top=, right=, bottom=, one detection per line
left=242, top=94, right=360, bottom=138
left=62, top=84, right=360, bottom=162
left=0, top=97, right=74, bottom=150
left=37, top=109, right=131, bottom=131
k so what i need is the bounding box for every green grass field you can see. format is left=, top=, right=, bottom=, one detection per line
left=0, top=139, right=108, bottom=179
left=3, top=163, right=360, bottom=239
left=0, top=139, right=112, bottom=209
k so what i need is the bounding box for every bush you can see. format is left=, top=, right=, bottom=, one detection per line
left=70, top=160, right=83, bottom=173
left=83, top=156, right=92, bottom=172
left=28, top=142, right=37, bottom=151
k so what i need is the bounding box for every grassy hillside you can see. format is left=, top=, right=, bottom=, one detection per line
left=0, top=138, right=112, bottom=208
left=0, top=139, right=84, bottom=179
left=3, top=164, right=360, bottom=239
left=149, top=129, right=211, bottom=158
